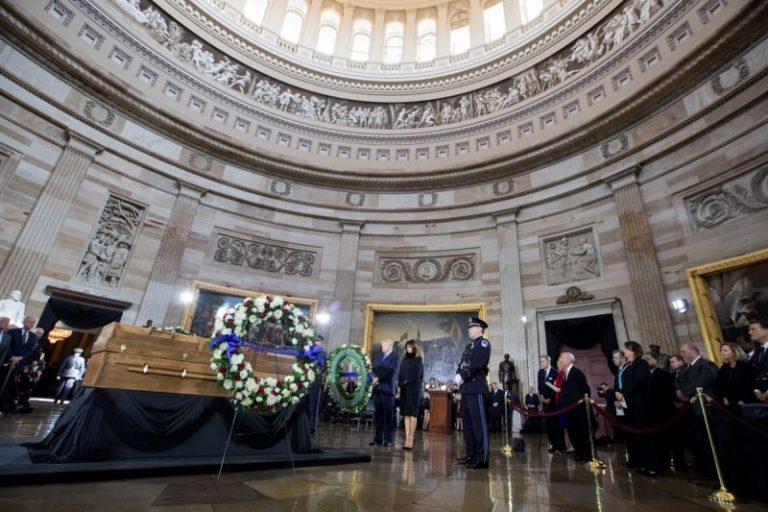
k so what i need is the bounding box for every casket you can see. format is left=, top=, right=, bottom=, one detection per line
left=83, top=322, right=296, bottom=397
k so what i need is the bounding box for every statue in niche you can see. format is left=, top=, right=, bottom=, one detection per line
left=0, top=290, right=26, bottom=328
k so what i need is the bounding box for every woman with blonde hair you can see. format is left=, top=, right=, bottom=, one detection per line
left=716, top=342, right=756, bottom=413
left=398, top=340, right=423, bottom=450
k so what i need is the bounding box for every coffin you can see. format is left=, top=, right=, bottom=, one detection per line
left=83, top=322, right=296, bottom=397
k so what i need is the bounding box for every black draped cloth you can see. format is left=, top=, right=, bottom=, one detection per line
left=28, top=387, right=312, bottom=462
left=38, top=298, right=123, bottom=333
left=544, top=314, right=619, bottom=372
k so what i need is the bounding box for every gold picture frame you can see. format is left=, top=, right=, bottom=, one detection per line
left=181, top=280, right=318, bottom=338
left=686, top=248, right=768, bottom=362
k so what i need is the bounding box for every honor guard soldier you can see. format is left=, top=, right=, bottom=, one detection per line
left=454, top=317, right=491, bottom=469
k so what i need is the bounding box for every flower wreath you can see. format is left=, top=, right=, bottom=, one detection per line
left=209, top=295, right=318, bottom=414
left=326, top=344, right=373, bottom=414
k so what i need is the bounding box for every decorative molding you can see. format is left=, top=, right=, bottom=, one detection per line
left=698, top=0, right=728, bottom=25
left=667, top=21, right=692, bottom=51
left=541, top=227, right=602, bottom=286
left=75, top=194, right=145, bottom=288
left=188, top=151, right=212, bottom=172
left=82, top=100, right=115, bottom=127
left=685, top=165, right=768, bottom=231
left=600, top=133, right=630, bottom=159
left=711, top=58, right=750, bottom=96
left=556, top=286, right=596, bottom=304
left=270, top=179, right=292, bottom=196
left=492, top=179, right=515, bottom=196
left=45, top=0, right=74, bottom=26
left=345, top=192, right=366, bottom=207
left=376, top=250, right=478, bottom=285
left=417, top=192, right=438, bottom=207
left=210, top=231, right=318, bottom=278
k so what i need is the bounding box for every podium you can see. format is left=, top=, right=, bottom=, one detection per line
left=428, top=390, right=453, bottom=434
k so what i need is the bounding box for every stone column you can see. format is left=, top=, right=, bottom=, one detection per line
left=370, top=9, right=386, bottom=62
left=0, top=134, right=100, bottom=299
left=436, top=3, right=449, bottom=58
left=404, top=9, right=418, bottom=62
left=495, top=210, right=528, bottom=385
left=469, top=0, right=485, bottom=47
left=503, top=0, right=522, bottom=31
left=264, top=0, right=288, bottom=34
left=606, top=167, right=677, bottom=353
left=335, top=4, right=355, bottom=57
left=299, top=0, right=324, bottom=47
left=134, top=184, right=205, bottom=326
left=328, top=221, right=363, bottom=346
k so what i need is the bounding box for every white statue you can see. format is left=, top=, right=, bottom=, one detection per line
left=0, top=290, right=26, bottom=328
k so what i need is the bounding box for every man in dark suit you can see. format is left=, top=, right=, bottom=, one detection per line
left=0, top=317, right=11, bottom=366
left=538, top=355, right=565, bottom=452
left=371, top=339, right=399, bottom=447
left=522, top=385, right=541, bottom=433
left=645, top=351, right=676, bottom=475
left=677, top=343, right=718, bottom=477
left=748, top=318, right=768, bottom=397
left=556, top=352, right=592, bottom=462
left=488, top=382, right=504, bottom=432
left=0, top=316, right=13, bottom=414
left=455, top=317, right=491, bottom=469
left=3, top=316, right=38, bottom=414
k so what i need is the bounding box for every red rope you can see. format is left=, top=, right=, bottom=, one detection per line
left=512, top=400, right=584, bottom=418
left=708, top=400, right=768, bottom=439
left=590, top=402, right=691, bottom=434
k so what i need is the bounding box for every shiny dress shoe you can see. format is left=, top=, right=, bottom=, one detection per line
left=383, top=442, right=393, bottom=447
left=466, top=460, right=489, bottom=469
left=402, top=446, right=413, bottom=450
left=455, top=456, right=471, bottom=465
left=369, top=441, right=382, bottom=446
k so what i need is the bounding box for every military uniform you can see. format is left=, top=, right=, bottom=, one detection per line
left=455, top=317, right=491, bottom=468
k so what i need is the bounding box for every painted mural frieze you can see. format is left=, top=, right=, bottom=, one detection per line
left=109, top=0, right=667, bottom=131
left=685, top=165, right=768, bottom=231
left=75, top=194, right=145, bottom=287
left=376, top=251, right=477, bottom=284
left=541, top=229, right=601, bottom=286
left=212, top=232, right=317, bottom=277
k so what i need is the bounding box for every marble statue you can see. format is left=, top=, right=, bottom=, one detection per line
left=0, top=290, right=26, bottom=328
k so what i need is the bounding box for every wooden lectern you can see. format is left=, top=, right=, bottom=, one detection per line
left=428, top=390, right=453, bottom=434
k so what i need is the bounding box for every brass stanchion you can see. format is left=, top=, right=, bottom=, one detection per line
left=583, top=394, right=606, bottom=470
left=501, top=389, right=512, bottom=456
left=695, top=387, right=736, bottom=504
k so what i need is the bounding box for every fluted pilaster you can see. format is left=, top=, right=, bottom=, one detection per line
left=607, top=167, right=677, bottom=353
left=495, top=210, right=528, bottom=385
left=328, top=220, right=363, bottom=347
left=0, top=134, right=99, bottom=299
left=135, top=184, right=205, bottom=326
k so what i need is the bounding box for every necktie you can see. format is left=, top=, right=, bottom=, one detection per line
left=555, top=372, right=564, bottom=403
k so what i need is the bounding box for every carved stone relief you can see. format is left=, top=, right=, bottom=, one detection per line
left=376, top=250, right=478, bottom=285
left=685, top=165, right=768, bottom=231
left=711, top=58, right=750, bottom=96
left=600, top=133, right=630, bottom=159
left=541, top=228, right=602, bottom=286
left=76, top=194, right=145, bottom=287
left=211, top=231, right=318, bottom=278
left=83, top=100, right=115, bottom=127
left=110, top=0, right=668, bottom=131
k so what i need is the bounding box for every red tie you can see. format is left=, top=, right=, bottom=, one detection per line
left=554, top=372, right=564, bottom=403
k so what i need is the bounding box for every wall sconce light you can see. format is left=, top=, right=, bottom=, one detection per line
left=672, top=298, right=689, bottom=314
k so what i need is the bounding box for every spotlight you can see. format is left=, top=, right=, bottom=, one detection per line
left=180, top=290, right=194, bottom=304
left=316, top=312, right=331, bottom=325
left=521, top=315, right=528, bottom=324
left=672, top=298, right=689, bottom=314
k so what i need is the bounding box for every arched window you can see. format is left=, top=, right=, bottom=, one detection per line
left=280, top=0, right=308, bottom=43
left=350, top=18, right=372, bottom=61
left=417, top=18, right=436, bottom=62
left=383, top=21, right=404, bottom=63
left=483, top=1, right=506, bottom=43
left=450, top=12, right=470, bottom=55
left=316, top=9, right=340, bottom=55
left=520, top=0, right=544, bottom=25
left=243, top=0, right=269, bottom=25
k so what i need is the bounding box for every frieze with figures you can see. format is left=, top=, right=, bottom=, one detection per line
left=76, top=194, right=145, bottom=287
left=542, top=229, right=601, bottom=286
left=211, top=232, right=317, bottom=277
left=111, top=0, right=667, bottom=131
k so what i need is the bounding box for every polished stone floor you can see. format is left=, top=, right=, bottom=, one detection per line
left=0, top=399, right=761, bottom=511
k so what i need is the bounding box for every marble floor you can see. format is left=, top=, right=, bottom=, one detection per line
left=0, top=399, right=761, bottom=511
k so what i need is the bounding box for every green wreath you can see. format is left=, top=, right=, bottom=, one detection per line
left=326, top=344, right=373, bottom=414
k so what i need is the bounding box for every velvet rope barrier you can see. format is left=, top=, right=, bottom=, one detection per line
left=708, top=400, right=768, bottom=440
left=590, top=401, right=691, bottom=434
left=512, top=399, right=584, bottom=418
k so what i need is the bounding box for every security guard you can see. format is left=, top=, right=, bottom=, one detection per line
left=454, top=317, right=491, bottom=469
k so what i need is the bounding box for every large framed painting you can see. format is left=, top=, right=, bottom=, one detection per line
left=686, top=248, right=768, bottom=362
left=180, top=281, right=318, bottom=340
left=363, top=303, right=488, bottom=385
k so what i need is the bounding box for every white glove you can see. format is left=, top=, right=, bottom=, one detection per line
left=454, top=374, right=463, bottom=386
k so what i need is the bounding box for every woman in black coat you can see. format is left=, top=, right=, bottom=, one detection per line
left=398, top=339, right=423, bottom=449
left=716, top=342, right=756, bottom=414
left=615, top=341, right=655, bottom=474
